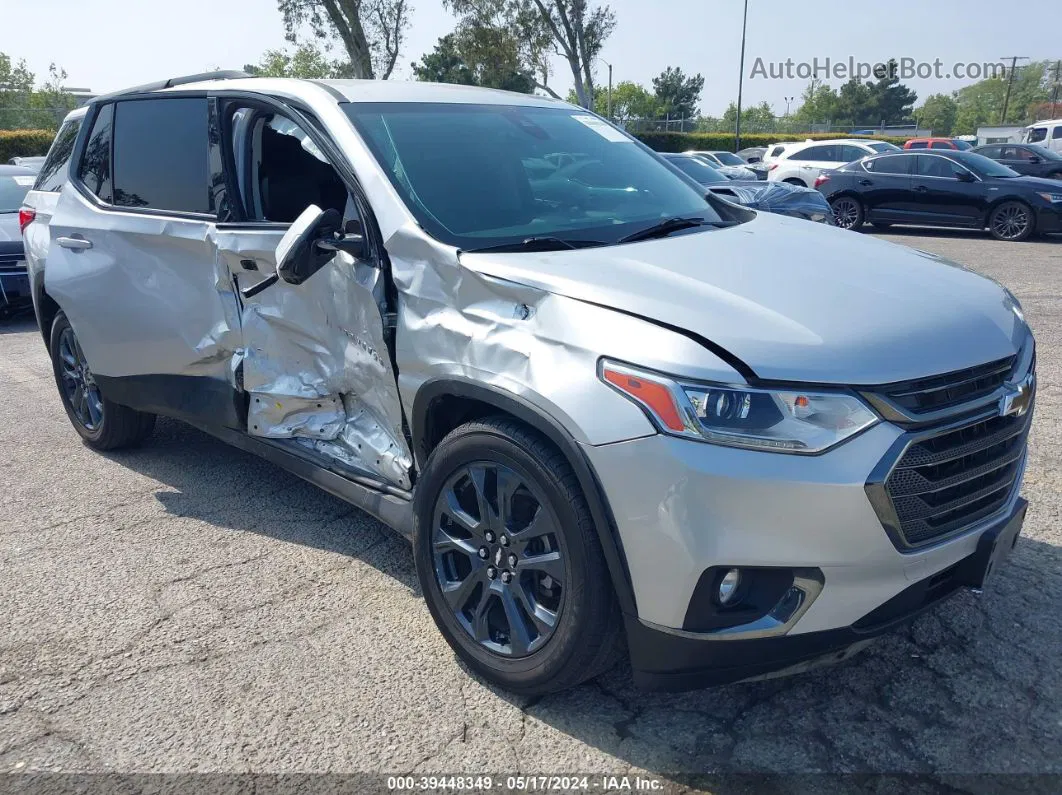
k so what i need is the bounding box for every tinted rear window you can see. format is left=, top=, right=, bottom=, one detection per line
left=112, top=98, right=209, bottom=214
left=34, top=120, right=82, bottom=193
left=78, top=104, right=114, bottom=203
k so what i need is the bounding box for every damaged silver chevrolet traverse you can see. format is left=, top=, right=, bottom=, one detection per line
left=22, top=73, right=1035, bottom=693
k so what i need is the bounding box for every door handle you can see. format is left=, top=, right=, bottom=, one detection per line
left=859, top=179, right=873, bottom=186
left=914, top=185, right=929, bottom=193
left=56, top=236, right=93, bottom=251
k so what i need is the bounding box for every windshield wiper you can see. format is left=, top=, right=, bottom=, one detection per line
left=463, top=236, right=606, bottom=253
left=618, top=216, right=735, bottom=244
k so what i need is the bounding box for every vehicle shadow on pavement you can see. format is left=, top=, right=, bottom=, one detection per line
left=105, top=418, right=1062, bottom=780
left=869, top=227, right=1062, bottom=244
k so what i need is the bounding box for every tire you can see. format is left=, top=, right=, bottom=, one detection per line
left=413, top=416, right=623, bottom=695
left=830, top=195, right=865, bottom=230
left=988, top=201, right=1035, bottom=242
left=50, top=311, right=156, bottom=450
left=872, top=222, right=893, bottom=230
left=783, top=178, right=806, bottom=187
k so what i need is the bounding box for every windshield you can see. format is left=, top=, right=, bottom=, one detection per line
left=664, top=155, right=729, bottom=184
left=713, top=152, right=745, bottom=166
left=1027, top=127, right=1047, bottom=143
left=867, top=142, right=901, bottom=153
left=0, top=174, right=33, bottom=212
left=343, top=102, right=723, bottom=249
left=952, top=139, right=974, bottom=150
left=952, top=151, right=1021, bottom=178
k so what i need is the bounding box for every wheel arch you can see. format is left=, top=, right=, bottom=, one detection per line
left=412, top=377, right=639, bottom=617
left=32, top=273, right=61, bottom=353
left=982, top=196, right=1036, bottom=230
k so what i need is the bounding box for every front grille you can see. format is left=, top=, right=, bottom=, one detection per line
left=878, top=356, right=1016, bottom=415
left=0, top=252, right=26, bottom=273
left=882, top=410, right=1031, bottom=547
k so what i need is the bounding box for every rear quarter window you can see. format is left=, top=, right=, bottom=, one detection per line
left=33, top=119, right=83, bottom=193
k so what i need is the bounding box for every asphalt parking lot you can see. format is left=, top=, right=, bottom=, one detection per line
left=1, top=228, right=1061, bottom=789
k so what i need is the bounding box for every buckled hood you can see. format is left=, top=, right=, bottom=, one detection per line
left=460, top=212, right=1026, bottom=385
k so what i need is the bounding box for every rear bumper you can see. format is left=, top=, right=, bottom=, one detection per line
left=627, top=498, right=1026, bottom=691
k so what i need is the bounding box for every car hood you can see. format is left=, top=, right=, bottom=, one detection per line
left=459, top=212, right=1025, bottom=385
left=996, top=174, right=1062, bottom=190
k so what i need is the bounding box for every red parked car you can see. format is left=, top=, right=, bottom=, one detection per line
left=903, top=137, right=974, bottom=151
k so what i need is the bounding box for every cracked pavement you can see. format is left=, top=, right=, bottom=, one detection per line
left=1, top=230, right=1061, bottom=788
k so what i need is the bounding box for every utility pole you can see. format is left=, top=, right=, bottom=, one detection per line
left=1000, top=56, right=1029, bottom=124
left=1048, top=60, right=1060, bottom=118
left=783, top=96, right=794, bottom=117
left=600, top=58, right=613, bottom=121
left=735, top=0, right=749, bottom=151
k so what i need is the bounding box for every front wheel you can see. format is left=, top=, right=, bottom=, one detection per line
left=50, top=311, right=156, bottom=450
left=413, top=417, right=622, bottom=695
left=830, top=196, right=865, bottom=230
left=988, top=201, right=1035, bottom=241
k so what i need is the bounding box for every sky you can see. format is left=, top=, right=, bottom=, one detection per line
left=4, top=0, right=1060, bottom=117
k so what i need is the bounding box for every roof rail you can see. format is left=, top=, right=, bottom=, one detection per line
left=92, top=70, right=253, bottom=103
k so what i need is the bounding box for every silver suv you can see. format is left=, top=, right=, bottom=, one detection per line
left=21, top=73, right=1035, bottom=694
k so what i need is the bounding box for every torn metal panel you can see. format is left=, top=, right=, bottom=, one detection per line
left=231, top=238, right=412, bottom=488
left=248, top=392, right=344, bottom=439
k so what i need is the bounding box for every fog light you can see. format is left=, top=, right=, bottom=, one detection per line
left=718, top=568, right=742, bottom=605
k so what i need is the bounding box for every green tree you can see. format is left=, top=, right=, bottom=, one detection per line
left=444, top=0, right=616, bottom=108
left=413, top=30, right=534, bottom=93
left=915, top=93, right=958, bottom=136
left=275, top=0, right=411, bottom=79
left=0, top=54, right=78, bottom=130
left=652, top=66, right=704, bottom=119
left=953, top=60, right=1054, bottom=134
left=721, top=100, right=775, bottom=132
left=565, top=80, right=656, bottom=121
left=791, top=79, right=840, bottom=127
left=244, top=43, right=344, bottom=78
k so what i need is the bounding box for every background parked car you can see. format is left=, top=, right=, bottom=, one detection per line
left=0, top=165, right=36, bottom=316
left=760, top=141, right=804, bottom=169
left=903, top=138, right=974, bottom=151
left=662, top=153, right=834, bottom=223
left=1024, top=118, right=1062, bottom=154
left=687, top=150, right=764, bottom=180
left=683, top=149, right=760, bottom=179
left=971, top=143, right=1062, bottom=181
left=816, top=150, right=1062, bottom=241
left=768, top=139, right=901, bottom=187
left=7, top=156, right=46, bottom=173
left=736, top=146, right=766, bottom=164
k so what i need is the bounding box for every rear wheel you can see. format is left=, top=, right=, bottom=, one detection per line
left=830, top=196, right=865, bottom=230
left=988, top=201, right=1035, bottom=241
left=413, top=417, right=622, bottom=694
left=50, top=311, right=156, bottom=450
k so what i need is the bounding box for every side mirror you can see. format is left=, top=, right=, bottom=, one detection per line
left=275, top=205, right=367, bottom=285
left=1029, top=155, right=1041, bottom=164
left=954, top=169, right=976, bottom=183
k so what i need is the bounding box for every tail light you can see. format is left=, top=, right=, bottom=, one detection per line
left=814, top=174, right=830, bottom=188
left=768, top=163, right=779, bottom=172
left=18, top=207, right=36, bottom=234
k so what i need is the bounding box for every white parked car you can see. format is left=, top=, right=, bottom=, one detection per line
left=768, top=139, right=901, bottom=187
left=685, top=150, right=759, bottom=180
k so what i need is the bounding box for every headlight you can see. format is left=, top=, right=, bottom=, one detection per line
left=1036, top=191, right=1062, bottom=203
left=600, top=360, right=878, bottom=454
left=1002, top=286, right=1025, bottom=323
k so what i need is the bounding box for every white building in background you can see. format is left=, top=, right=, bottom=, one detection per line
left=975, top=125, right=1025, bottom=145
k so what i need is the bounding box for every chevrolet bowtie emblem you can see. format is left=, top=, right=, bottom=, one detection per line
left=1000, top=373, right=1035, bottom=418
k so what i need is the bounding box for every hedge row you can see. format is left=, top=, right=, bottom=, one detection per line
left=0, top=130, right=56, bottom=162
left=631, top=130, right=911, bottom=152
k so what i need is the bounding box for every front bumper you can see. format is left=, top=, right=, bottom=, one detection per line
left=581, top=414, right=1029, bottom=686
left=623, top=498, right=1026, bottom=690
left=1034, top=204, right=1062, bottom=234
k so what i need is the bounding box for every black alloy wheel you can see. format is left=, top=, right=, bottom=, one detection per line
left=57, top=325, right=104, bottom=431
left=989, top=201, right=1034, bottom=241
left=831, top=196, right=864, bottom=230
left=431, top=461, right=566, bottom=657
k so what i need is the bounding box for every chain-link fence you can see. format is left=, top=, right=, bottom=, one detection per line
left=0, top=105, right=76, bottom=131
left=623, top=115, right=925, bottom=137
